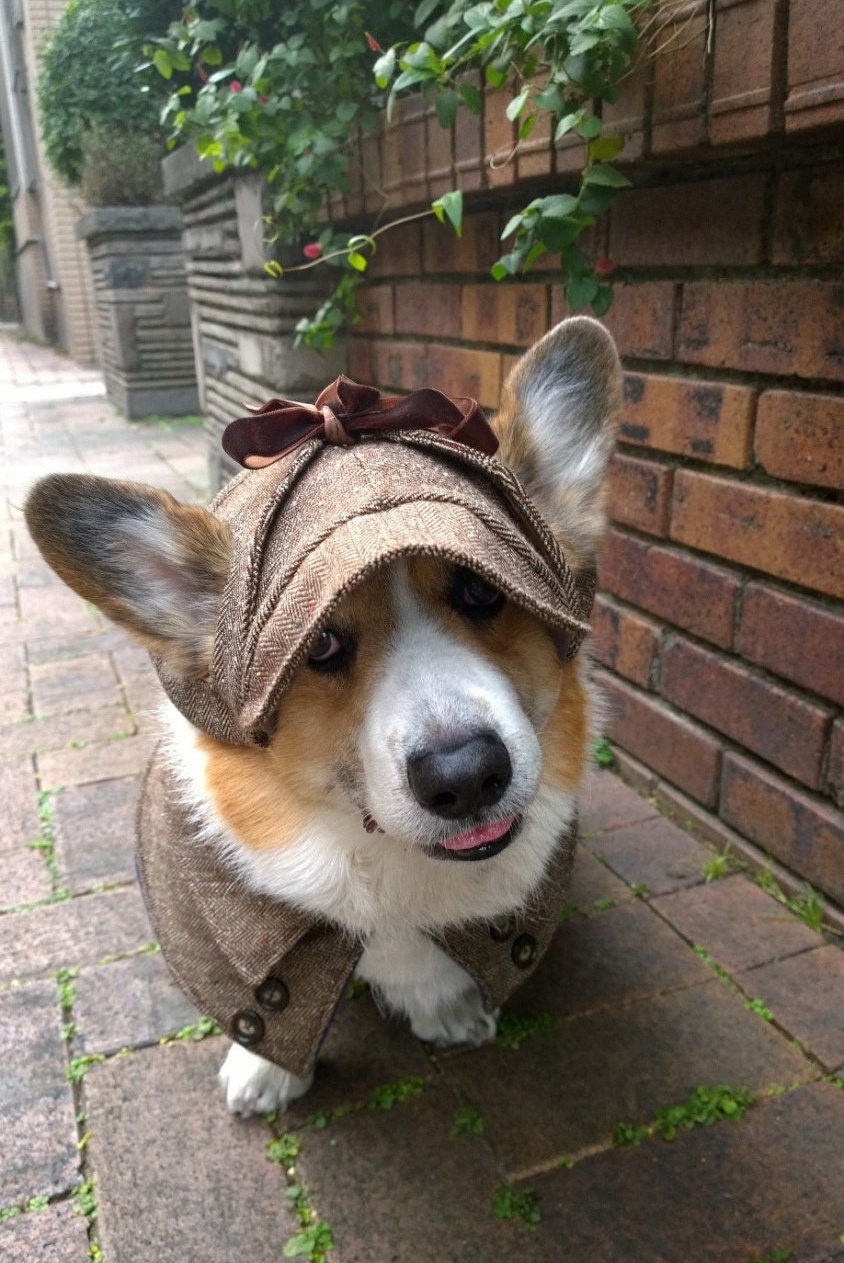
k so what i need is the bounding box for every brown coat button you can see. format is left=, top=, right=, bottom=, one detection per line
left=489, top=914, right=516, bottom=942
left=511, top=934, right=538, bottom=968
left=255, top=977, right=290, bottom=1012
left=231, top=1009, right=265, bottom=1046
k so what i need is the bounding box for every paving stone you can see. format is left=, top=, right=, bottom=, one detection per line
left=0, top=687, right=31, bottom=722
left=566, top=846, right=633, bottom=912
left=440, top=981, right=815, bottom=1172
left=38, top=732, right=155, bottom=791
left=512, top=900, right=712, bottom=1020
left=2, top=845, right=52, bottom=909
left=0, top=980, right=79, bottom=1203
left=530, top=1084, right=844, bottom=1262
left=297, top=1089, right=550, bottom=1263
left=84, top=1039, right=299, bottom=1263
left=0, top=887, right=153, bottom=983
left=0, top=1201, right=91, bottom=1262
left=0, top=705, right=132, bottom=761
left=74, top=952, right=199, bottom=1055
left=0, top=757, right=39, bottom=851
left=587, top=814, right=712, bottom=896
left=652, top=875, right=824, bottom=972
left=25, top=628, right=119, bottom=665
left=579, top=771, right=660, bottom=836
left=739, top=946, right=844, bottom=1071
left=30, top=654, right=122, bottom=717
left=53, top=776, right=139, bottom=893
left=284, top=989, right=433, bottom=1126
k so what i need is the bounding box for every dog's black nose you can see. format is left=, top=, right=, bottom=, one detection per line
left=407, top=732, right=512, bottom=819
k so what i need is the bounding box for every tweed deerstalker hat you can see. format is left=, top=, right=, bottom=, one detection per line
left=155, top=376, right=594, bottom=747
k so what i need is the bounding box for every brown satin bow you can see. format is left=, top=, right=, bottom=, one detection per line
left=222, top=374, right=499, bottom=468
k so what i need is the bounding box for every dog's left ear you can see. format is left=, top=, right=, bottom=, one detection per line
left=494, top=316, right=621, bottom=570
left=25, top=474, right=231, bottom=677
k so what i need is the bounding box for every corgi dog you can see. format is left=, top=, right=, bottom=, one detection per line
left=25, top=316, right=621, bottom=1116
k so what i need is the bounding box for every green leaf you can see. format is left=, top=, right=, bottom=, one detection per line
left=577, top=115, right=602, bottom=139
left=591, top=284, right=614, bottom=317
left=485, top=65, right=505, bottom=89
left=506, top=86, right=530, bottom=121
left=432, top=189, right=463, bottom=237
left=459, top=82, right=482, bottom=113
left=347, top=251, right=368, bottom=272
left=589, top=135, right=624, bottom=162
left=584, top=162, right=631, bottom=188
left=534, top=84, right=564, bottom=112
left=436, top=89, right=458, bottom=129
left=538, top=215, right=582, bottom=253
left=152, top=49, right=173, bottom=80
left=554, top=110, right=583, bottom=141
left=565, top=274, right=599, bottom=311
left=373, top=47, right=396, bottom=89
left=501, top=212, right=524, bottom=240
left=539, top=193, right=580, bottom=219
left=491, top=251, right=522, bottom=281
left=415, top=0, right=440, bottom=24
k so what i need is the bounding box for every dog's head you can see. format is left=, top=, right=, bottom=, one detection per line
left=25, top=317, right=620, bottom=878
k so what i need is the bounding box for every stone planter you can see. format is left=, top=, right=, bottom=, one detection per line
left=76, top=207, right=199, bottom=419
left=162, top=146, right=345, bottom=492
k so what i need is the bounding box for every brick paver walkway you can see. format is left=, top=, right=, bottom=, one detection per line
left=1, top=332, right=843, bottom=1263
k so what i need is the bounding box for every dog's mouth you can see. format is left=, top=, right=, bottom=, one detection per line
left=432, top=814, right=522, bottom=862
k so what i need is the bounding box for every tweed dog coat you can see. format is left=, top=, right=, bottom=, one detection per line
left=137, top=377, right=595, bottom=1076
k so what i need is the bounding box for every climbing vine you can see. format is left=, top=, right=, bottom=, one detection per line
left=149, top=0, right=651, bottom=350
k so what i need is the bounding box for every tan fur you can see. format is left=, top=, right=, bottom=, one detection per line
left=201, top=556, right=584, bottom=849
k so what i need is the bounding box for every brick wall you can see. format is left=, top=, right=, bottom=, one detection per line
left=339, top=1, right=844, bottom=905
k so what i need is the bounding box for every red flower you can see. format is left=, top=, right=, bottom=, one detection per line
left=594, top=257, right=615, bottom=276
left=303, top=242, right=323, bottom=260
left=259, top=94, right=269, bottom=105
left=230, top=80, right=242, bottom=92
left=365, top=31, right=382, bottom=52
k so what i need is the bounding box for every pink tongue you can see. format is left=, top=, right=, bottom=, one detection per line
left=440, top=816, right=515, bottom=852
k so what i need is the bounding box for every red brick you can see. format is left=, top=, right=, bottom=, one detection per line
left=599, top=671, right=723, bottom=806
left=828, top=717, right=844, bottom=806
left=424, top=343, right=502, bottom=409
left=710, top=0, right=784, bottom=144
left=785, top=0, right=844, bottom=132
left=600, top=282, right=676, bottom=360
left=755, top=390, right=844, bottom=490
left=772, top=166, right=844, bottom=264
left=346, top=337, right=374, bottom=385
left=621, top=372, right=755, bottom=467
left=609, top=176, right=766, bottom=266
left=591, top=595, right=660, bottom=687
left=608, top=453, right=673, bottom=536
left=386, top=96, right=428, bottom=203
left=484, top=84, right=515, bottom=187
left=670, top=470, right=844, bottom=598
left=368, top=220, right=424, bottom=279
left=426, top=105, right=454, bottom=201
left=461, top=282, right=548, bottom=347
left=516, top=77, right=553, bottom=180
left=360, top=129, right=384, bottom=216
left=602, top=47, right=649, bottom=162
left=355, top=286, right=394, bottom=335
left=677, top=281, right=844, bottom=381
left=598, top=529, right=740, bottom=647
left=422, top=209, right=500, bottom=275
left=720, top=751, right=844, bottom=903
left=661, top=637, right=832, bottom=789
left=454, top=72, right=484, bottom=192
left=738, top=582, right=844, bottom=706
left=650, top=0, right=709, bottom=153
left=370, top=339, right=427, bottom=393
left=394, top=283, right=462, bottom=339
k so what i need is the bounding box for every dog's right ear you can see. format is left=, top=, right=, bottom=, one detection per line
left=24, top=474, right=231, bottom=677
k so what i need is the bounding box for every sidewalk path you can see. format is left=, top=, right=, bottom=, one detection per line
left=1, top=333, right=842, bottom=1263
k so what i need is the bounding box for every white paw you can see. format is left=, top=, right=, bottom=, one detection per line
left=410, top=994, right=500, bottom=1048
left=219, top=1043, right=314, bottom=1117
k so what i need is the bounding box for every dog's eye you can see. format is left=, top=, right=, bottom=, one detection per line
left=450, top=568, right=505, bottom=621
left=307, top=629, right=347, bottom=670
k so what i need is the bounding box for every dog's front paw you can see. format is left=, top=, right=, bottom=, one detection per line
left=219, top=1043, right=314, bottom=1117
left=410, top=994, right=500, bottom=1049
